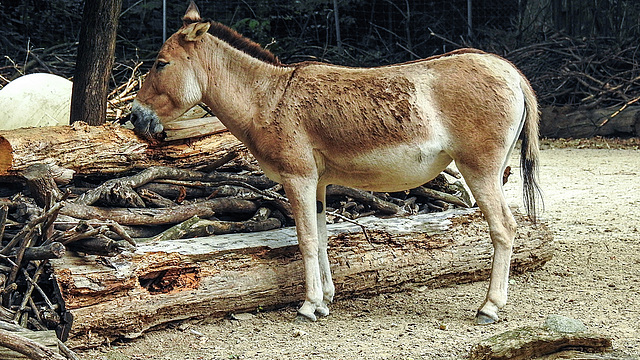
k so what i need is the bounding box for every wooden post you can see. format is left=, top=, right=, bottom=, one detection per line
left=70, top=0, right=123, bottom=126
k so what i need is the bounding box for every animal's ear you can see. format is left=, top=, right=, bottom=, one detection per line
left=182, top=1, right=202, bottom=25
left=180, top=21, right=211, bottom=42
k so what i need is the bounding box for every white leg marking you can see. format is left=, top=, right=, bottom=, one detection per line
left=283, top=177, right=324, bottom=321
left=316, top=186, right=334, bottom=317
left=457, top=162, right=517, bottom=324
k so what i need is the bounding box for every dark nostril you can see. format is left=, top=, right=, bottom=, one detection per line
left=130, top=112, right=139, bottom=125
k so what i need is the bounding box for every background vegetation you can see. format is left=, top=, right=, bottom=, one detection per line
left=1, top=0, right=639, bottom=108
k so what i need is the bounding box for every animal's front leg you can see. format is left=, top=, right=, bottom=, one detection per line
left=282, top=176, right=324, bottom=321
left=316, top=185, right=334, bottom=316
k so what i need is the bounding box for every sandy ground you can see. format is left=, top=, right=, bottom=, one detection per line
left=80, top=143, right=640, bottom=360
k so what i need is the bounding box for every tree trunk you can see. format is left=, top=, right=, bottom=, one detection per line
left=51, top=210, right=554, bottom=348
left=70, top=0, right=123, bottom=126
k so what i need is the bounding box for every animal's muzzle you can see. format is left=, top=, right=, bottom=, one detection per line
left=130, top=101, right=165, bottom=140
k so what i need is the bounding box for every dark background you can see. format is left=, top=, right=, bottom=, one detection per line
left=1, top=0, right=639, bottom=107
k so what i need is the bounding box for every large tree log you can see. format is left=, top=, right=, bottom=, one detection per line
left=50, top=209, right=553, bottom=348
left=540, top=105, right=640, bottom=138
left=0, top=122, right=243, bottom=177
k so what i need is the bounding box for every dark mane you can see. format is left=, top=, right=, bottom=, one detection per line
left=207, top=21, right=280, bottom=65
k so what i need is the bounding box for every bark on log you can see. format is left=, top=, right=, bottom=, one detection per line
left=49, top=209, right=554, bottom=348
left=0, top=122, right=244, bottom=177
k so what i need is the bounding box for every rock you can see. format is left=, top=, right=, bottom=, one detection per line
left=292, top=329, right=308, bottom=338
left=544, top=315, right=587, bottom=333
left=0, top=73, right=72, bottom=130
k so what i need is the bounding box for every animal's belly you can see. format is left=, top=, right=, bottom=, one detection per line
left=320, top=143, right=453, bottom=192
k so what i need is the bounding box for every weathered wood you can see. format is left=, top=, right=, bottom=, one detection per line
left=21, top=164, right=62, bottom=208
left=0, top=122, right=244, bottom=177
left=50, top=210, right=553, bottom=348
left=162, top=116, right=227, bottom=141
left=22, top=242, right=66, bottom=261
left=541, top=350, right=638, bottom=359
left=0, top=327, right=62, bottom=360
left=469, top=326, right=612, bottom=360
left=540, top=105, right=640, bottom=138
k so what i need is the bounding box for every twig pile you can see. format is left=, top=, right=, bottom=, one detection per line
left=507, top=35, right=640, bottom=109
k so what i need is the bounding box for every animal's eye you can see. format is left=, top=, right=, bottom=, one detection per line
left=155, top=60, right=169, bottom=70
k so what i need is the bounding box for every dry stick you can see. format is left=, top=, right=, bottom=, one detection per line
left=27, top=297, right=46, bottom=330
left=594, top=94, right=640, bottom=134
left=0, top=202, right=64, bottom=255
left=23, top=242, right=66, bottom=261
left=59, top=226, right=105, bottom=246
left=410, top=186, right=470, bottom=208
left=15, top=263, right=46, bottom=322
left=0, top=206, right=7, bottom=245
left=20, top=269, right=56, bottom=312
left=61, top=198, right=259, bottom=226
left=6, top=225, right=38, bottom=289
left=327, top=185, right=402, bottom=215
left=326, top=210, right=371, bottom=244
left=56, top=339, right=81, bottom=360
left=0, top=328, right=66, bottom=360
left=73, top=164, right=276, bottom=206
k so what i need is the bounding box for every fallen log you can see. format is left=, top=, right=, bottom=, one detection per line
left=49, top=209, right=554, bottom=348
left=0, top=122, right=244, bottom=177
left=540, top=105, right=640, bottom=138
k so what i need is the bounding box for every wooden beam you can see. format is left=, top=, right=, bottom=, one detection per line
left=50, top=209, right=554, bottom=348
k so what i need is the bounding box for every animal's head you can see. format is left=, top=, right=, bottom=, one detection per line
left=131, top=1, right=211, bottom=140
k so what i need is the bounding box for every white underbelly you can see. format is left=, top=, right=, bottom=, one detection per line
left=320, top=142, right=453, bottom=192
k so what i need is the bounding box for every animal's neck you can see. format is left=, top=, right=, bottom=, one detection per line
left=199, top=37, right=292, bottom=141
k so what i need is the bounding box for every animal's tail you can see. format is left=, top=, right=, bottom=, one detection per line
left=520, top=77, right=543, bottom=222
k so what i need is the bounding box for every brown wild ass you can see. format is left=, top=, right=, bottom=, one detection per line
left=131, top=2, right=541, bottom=324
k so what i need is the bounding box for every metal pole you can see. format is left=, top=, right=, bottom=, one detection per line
left=467, top=0, right=472, bottom=38
left=162, top=0, right=167, bottom=42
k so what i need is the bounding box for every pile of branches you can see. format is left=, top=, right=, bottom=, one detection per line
left=0, top=149, right=472, bottom=354
left=507, top=34, right=640, bottom=109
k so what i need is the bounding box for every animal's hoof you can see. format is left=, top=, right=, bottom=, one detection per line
left=294, top=312, right=317, bottom=323
left=475, top=310, right=498, bottom=325
left=316, top=304, right=330, bottom=317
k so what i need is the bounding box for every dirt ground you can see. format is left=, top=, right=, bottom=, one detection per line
left=80, top=140, right=640, bottom=360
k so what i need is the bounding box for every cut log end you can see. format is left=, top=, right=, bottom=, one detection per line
left=0, top=136, right=11, bottom=173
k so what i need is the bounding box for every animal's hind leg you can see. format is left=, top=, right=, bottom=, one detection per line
left=456, top=161, right=517, bottom=324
